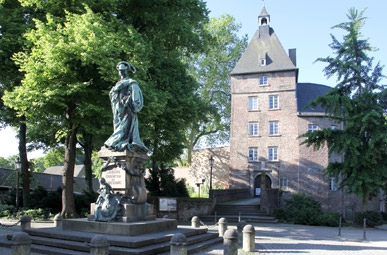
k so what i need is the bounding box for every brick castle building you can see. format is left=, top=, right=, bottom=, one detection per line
left=228, top=6, right=384, bottom=215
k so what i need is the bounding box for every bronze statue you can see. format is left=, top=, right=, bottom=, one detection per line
left=94, top=178, right=121, bottom=221
left=104, top=61, right=149, bottom=153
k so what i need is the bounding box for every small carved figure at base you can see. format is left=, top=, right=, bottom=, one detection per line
left=94, top=178, right=122, bottom=222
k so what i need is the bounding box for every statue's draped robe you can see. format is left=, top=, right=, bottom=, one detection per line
left=104, top=78, right=148, bottom=152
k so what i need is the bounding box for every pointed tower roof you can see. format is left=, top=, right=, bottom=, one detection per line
left=230, top=7, right=297, bottom=75
left=259, top=6, right=269, bottom=17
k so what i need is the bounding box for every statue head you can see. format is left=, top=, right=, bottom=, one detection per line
left=116, top=61, right=136, bottom=79
left=100, top=178, right=106, bottom=185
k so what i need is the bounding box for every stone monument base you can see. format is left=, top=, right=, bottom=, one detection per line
left=90, top=202, right=156, bottom=222
left=62, top=218, right=177, bottom=236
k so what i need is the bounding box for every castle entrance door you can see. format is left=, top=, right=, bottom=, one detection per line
left=254, top=174, right=272, bottom=197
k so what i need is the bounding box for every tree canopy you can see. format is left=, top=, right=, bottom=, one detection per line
left=2, top=0, right=211, bottom=216
left=183, top=14, right=248, bottom=165
left=301, top=8, right=387, bottom=211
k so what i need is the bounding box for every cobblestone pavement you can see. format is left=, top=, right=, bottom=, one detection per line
left=194, top=223, right=387, bottom=255
left=1, top=219, right=387, bottom=255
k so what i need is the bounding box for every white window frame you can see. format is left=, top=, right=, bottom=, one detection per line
left=329, top=177, right=337, bottom=191
left=269, top=95, right=279, bottom=109
left=268, top=146, right=278, bottom=161
left=269, top=121, right=279, bottom=135
left=308, top=124, right=318, bottom=133
left=279, top=177, right=289, bottom=191
left=260, top=58, right=266, bottom=66
left=249, top=122, right=259, bottom=136
left=248, top=96, right=258, bottom=110
left=248, top=147, right=258, bottom=162
left=259, top=76, right=268, bottom=85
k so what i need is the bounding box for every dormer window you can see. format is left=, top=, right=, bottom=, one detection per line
left=260, top=58, right=266, bottom=66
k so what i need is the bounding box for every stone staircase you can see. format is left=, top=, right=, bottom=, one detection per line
left=0, top=225, right=222, bottom=254
left=200, top=204, right=278, bottom=224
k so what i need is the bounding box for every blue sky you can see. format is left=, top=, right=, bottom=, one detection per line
left=206, top=0, right=387, bottom=87
left=1, top=1, right=386, bottom=159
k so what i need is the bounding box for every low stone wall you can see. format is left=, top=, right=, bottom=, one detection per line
left=148, top=197, right=215, bottom=222
left=212, top=189, right=251, bottom=204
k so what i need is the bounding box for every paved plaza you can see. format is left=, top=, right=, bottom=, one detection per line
left=0, top=219, right=387, bottom=254
left=195, top=223, right=387, bottom=255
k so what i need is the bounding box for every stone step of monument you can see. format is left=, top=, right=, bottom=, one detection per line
left=24, top=231, right=219, bottom=255
left=1, top=226, right=221, bottom=255
left=159, top=236, right=223, bottom=255
left=30, top=243, right=89, bottom=255
left=21, top=226, right=208, bottom=249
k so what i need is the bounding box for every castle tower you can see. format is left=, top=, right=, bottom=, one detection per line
left=229, top=5, right=299, bottom=198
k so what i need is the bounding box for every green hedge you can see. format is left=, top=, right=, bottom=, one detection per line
left=274, top=193, right=342, bottom=227
left=354, top=211, right=383, bottom=227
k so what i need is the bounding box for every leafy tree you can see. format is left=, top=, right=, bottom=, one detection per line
left=0, top=155, right=17, bottom=169
left=0, top=0, right=34, bottom=207
left=115, top=0, right=210, bottom=169
left=4, top=7, right=148, bottom=217
left=183, top=14, right=248, bottom=164
left=145, top=164, right=189, bottom=197
left=30, top=157, right=45, bottom=172
left=301, top=8, right=387, bottom=212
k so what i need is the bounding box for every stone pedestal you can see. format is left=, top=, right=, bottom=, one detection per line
left=91, top=147, right=155, bottom=222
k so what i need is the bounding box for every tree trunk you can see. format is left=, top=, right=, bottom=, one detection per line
left=61, top=103, right=79, bottom=218
left=81, top=132, right=94, bottom=192
left=19, top=115, right=30, bottom=208
left=187, top=128, right=196, bottom=166
left=361, top=188, right=370, bottom=212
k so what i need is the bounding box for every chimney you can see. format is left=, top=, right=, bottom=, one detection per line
left=289, top=48, right=297, bottom=67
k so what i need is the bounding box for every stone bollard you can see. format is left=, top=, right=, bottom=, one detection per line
left=218, top=218, right=228, bottom=237
left=223, top=229, right=238, bottom=255
left=170, top=233, right=187, bottom=255
left=237, top=220, right=247, bottom=245
left=53, top=213, right=63, bottom=228
left=191, top=216, right=200, bottom=228
left=242, top=224, right=256, bottom=252
left=20, top=215, right=31, bottom=232
left=90, top=235, right=109, bottom=255
left=12, top=232, right=31, bottom=255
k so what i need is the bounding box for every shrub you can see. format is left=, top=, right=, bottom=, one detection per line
left=74, top=189, right=98, bottom=217
left=318, top=212, right=341, bottom=227
left=381, top=212, right=387, bottom=223
left=284, top=193, right=322, bottom=225
left=354, top=211, right=383, bottom=227
left=16, top=208, right=51, bottom=221
left=274, top=208, right=289, bottom=222
left=0, top=204, right=15, bottom=218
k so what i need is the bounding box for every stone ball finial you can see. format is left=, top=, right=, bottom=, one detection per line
left=54, top=213, right=63, bottom=221
left=11, top=232, right=31, bottom=245
left=224, top=229, right=238, bottom=240
left=90, top=234, right=109, bottom=248
left=219, top=217, right=227, bottom=223
left=170, top=233, right=187, bottom=245
left=20, top=215, right=31, bottom=222
left=243, top=224, right=256, bottom=234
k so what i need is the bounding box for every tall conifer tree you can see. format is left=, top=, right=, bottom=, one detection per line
left=301, top=8, right=387, bottom=211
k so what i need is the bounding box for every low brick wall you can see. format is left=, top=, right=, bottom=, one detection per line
left=212, top=189, right=251, bottom=204
left=148, top=196, right=215, bottom=222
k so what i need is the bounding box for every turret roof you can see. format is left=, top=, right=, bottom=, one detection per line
left=230, top=28, right=297, bottom=75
